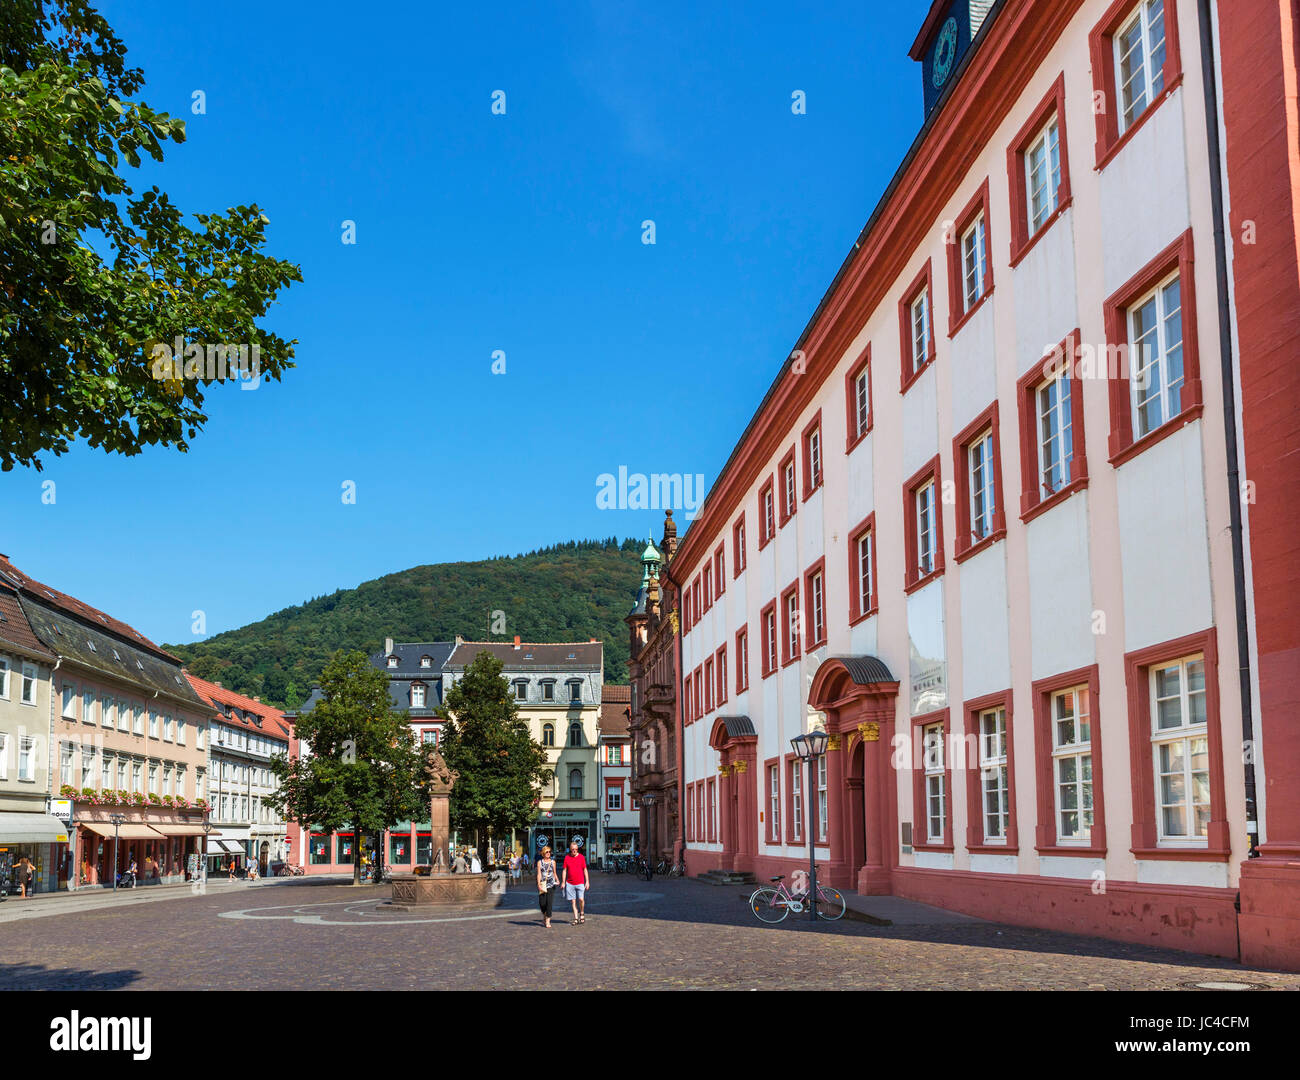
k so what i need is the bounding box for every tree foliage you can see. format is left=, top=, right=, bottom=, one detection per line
left=267, top=649, right=426, bottom=884
left=437, top=650, right=551, bottom=863
left=0, top=0, right=301, bottom=471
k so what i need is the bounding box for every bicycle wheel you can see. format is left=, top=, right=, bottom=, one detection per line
left=749, top=887, right=789, bottom=924
left=816, top=885, right=846, bottom=921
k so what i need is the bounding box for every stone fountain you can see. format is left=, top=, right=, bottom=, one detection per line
left=388, top=749, right=501, bottom=910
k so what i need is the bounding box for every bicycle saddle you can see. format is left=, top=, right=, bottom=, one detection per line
left=769, top=875, right=784, bottom=882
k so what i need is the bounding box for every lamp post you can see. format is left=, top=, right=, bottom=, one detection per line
left=790, top=730, right=829, bottom=922
left=109, top=813, right=127, bottom=892
left=641, top=792, right=657, bottom=875
left=202, top=815, right=212, bottom=886
left=602, top=812, right=610, bottom=864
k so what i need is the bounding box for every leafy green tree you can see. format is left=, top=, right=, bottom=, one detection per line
left=0, top=0, right=300, bottom=471
left=268, top=649, right=425, bottom=885
left=437, top=650, right=551, bottom=866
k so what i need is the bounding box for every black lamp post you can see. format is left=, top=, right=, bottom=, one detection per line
left=202, top=815, right=212, bottom=886
left=790, top=730, right=829, bottom=921
left=109, top=813, right=127, bottom=892
left=602, top=812, right=610, bottom=864
left=642, top=792, right=657, bottom=874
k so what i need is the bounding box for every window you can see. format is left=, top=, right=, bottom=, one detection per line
left=607, top=784, right=622, bottom=811
left=1022, top=336, right=1085, bottom=514
left=703, top=658, right=714, bottom=714
left=1051, top=685, right=1093, bottom=843
left=1104, top=232, right=1201, bottom=463
left=849, top=514, right=876, bottom=624
left=542, top=681, right=554, bottom=701
left=714, top=545, right=726, bottom=597
left=735, top=627, right=749, bottom=694
left=804, top=560, right=826, bottom=648
left=21, top=663, right=35, bottom=705
left=904, top=457, right=944, bottom=591
left=802, top=412, right=823, bottom=497
left=1026, top=119, right=1061, bottom=235
left=569, top=680, right=581, bottom=704
left=779, top=449, right=797, bottom=527
left=60, top=743, right=73, bottom=786
left=177, top=718, right=185, bottom=745
left=686, top=786, right=695, bottom=843
left=542, top=723, right=555, bottom=747
left=163, top=713, right=173, bottom=741
left=387, top=656, right=398, bottom=668
left=781, top=583, right=801, bottom=665
left=707, top=779, right=717, bottom=843
left=758, top=477, right=776, bottom=548
left=703, top=566, right=713, bottom=611
left=954, top=403, right=1005, bottom=560
left=899, top=261, right=934, bottom=390
left=18, top=736, right=34, bottom=782
left=115, top=758, right=126, bottom=790
left=817, top=756, right=828, bottom=843
left=694, top=669, right=703, bottom=723
left=132, top=762, right=142, bottom=794
left=760, top=602, right=778, bottom=678
left=732, top=516, right=746, bottom=577
left=82, top=745, right=97, bottom=787
left=149, top=710, right=159, bottom=738
left=692, top=578, right=702, bottom=625
left=0, top=657, right=7, bottom=699
left=715, top=646, right=727, bottom=706
left=1090, top=0, right=1182, bottom=166
left=569, top=768, right=583, bottom=800
left=411, top=683, right=427, bottom=708
left=83, top=688, right=96, bottom=726
left=420, top=655, right=431, bottom=668
left=1007, top=74, right=1072, bottom=264
left=846, top=346, right=873, bottom=450
left=947, top=180, right=992, bottom=334
left=514, top=681, right=528, bottom=701
left=62, top=683, right=77, bottom=720
left=923, top=723, right=946, bottom=843
left=1149, top=655, right=1209, bottom=843
left=790, top=760, right=803, bottom=843
left=133, top=705, right=143, bottom=736
left=768, top=763, right=781, bottom=842
left=568, top=722, right=582, bottom=747
left=979, top=708, right=1009, bottom=843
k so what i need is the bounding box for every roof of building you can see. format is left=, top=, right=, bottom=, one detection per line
left=370, top=641, right=456, bottom=675
left=0, top=582, right=55, bottom=661
left=602, top=684, right=631, bottom=703
left=185, top=673, right=291, bottom=739
left=599, top=700, right=630, bottom=738
left=444, top=641, right=603, bottom=671
left=0, top=554, right=179, bottom=662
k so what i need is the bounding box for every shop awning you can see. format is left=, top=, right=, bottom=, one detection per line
left=218, top=840, right=245, bottom=853
left=0, top=812, right=70, bottom=844
left=204, top=838, right=226, bottom=855
left=80, top=822, right=159, bottom=840
left=152, top=824, right=206, bottom=836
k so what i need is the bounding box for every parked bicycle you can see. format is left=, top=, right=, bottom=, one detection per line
left=748, top=871, right=845, bottom=923
left=666, top=856, right=687, bottom=879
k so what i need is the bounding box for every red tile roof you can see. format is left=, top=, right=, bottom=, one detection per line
left=0, top=582, right=55, bottom=660
left=599, top=700, right=630, bottom=737
left=602, top=684, right=631, bottom=703
left=185, top=672, right=288, bottom=735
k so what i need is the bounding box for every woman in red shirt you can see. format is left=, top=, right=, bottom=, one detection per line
left=560, top=838, right=590, bottom=924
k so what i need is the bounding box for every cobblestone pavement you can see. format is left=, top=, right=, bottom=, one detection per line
left=1, top=874, right=1297, bottom=991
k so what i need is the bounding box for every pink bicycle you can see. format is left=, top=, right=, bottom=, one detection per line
left=749, top=870, right=846, bottom=923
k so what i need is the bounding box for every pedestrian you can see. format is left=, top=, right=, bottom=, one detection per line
left=228, top=859, right=236, bottom=883
left=451, top=850, right=467, bottom=874
left=535, top=845, right=558, bottom=929
left=16, top=856, right=34, bottom=898
left=560, top=838, right=590, bottom=925
left=470, top=850, right=482, bottom=874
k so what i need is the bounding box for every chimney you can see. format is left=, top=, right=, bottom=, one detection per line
left=589, top=638, right=597, bottom=643
left=254, top=696, right=261, bottom=703
left=214, top=681, right=223, bottom=689
left=513, top=635, right=521, bottom=650
left=384, top=637, right=394, bottom=655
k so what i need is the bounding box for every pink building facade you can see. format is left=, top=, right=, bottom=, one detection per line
left=673, top=0, right=1300, bottom=966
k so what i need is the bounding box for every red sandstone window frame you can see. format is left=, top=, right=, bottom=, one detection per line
left=703, top=566, right=713, bottom=613
left=1032, top=663, right=1107, bottom=857
left=1006, top=72, right=1072, bottom=267
left=946, top=177, right=994, bottom=337
left=903, top=454, right=945, bottom=594
left=911, top=708, right=953, bottom=852
left=848, top=513, right=878, bottom=625
left=715, top=645, right=728, bottom=706
left=778, top=447, right=798, bottom=528
left=801, top=411, right=824, bottom=500
left=963, top=689, right=1020, bottom=854
left=704, top=657, right=714, bottom=715
left=952, top=401, right=1007, bottom=563
left=694, top=668, right=703, bottom=726
left=682, top=586, right=693, bottom=634
left=693, top=576, right=703, bottom=625
left=735, top=626, right=749, bottom=693
left=1089, top=0, right=1184, bottom=170
left=733, top=514, right=747, bottom=577
left=898, top=260, right=936, bottom=394
left=760, top=602, right=778, bottom=679
left=765, top=757, right=782, bottom=844
left=1124, top=628, right=1229, bottom=860
left=845, top=345, right=873, bottom=453
left=758, top=476, right=776, bottom=549
left=780, top=580, right=801, bottom=667
left=784, top=754, right=805, bottom=845
left=685, top=785, right=695, bottom=843
left=707, top=777, right=717, bottom=843
left=803, top=557, right=827, bottom=649
left=714, top=544, right=726, bottom=598
left=1017, top=328, right=1089, bottom=522
left=1103, top=228, right=1203, bottom=466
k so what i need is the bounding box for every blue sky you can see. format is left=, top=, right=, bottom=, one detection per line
left=1, top=0, right=931, bottom=645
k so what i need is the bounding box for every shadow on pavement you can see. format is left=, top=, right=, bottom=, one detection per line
left=0, top=963, right=140, bottom=991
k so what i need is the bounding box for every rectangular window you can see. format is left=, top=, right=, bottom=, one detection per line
left=961, top=214, right=987, bottom=312
left=1150, top=655, right=1209, bottom=843
left=1052, top=686, right=1093, bottom=843
left=802, top=414, right=823, bottom=497
left=149, top=710, right=159, bottom=738
left=1026, top=117, right=1061, bottom=234
left=148, top=764, right=158, bottom=795
left=1115, top=0, right=1167, bottom=134
left=768, top=764, right=781, bottom=841
left=0, top=657, right=7, bottom=699
left=1038, top=372, right=1074, bottom=496
left=704, top=658, right=714, bottom=714
left=176, top=717, right=185, bottom=745
left=804, top=565, right=826, bottom=647
left=0, top=733, right=7, bottom=780
left=736, top=627, right=749, bottom=693
left=117, top=758, right=127, bottom=790
left=716, top=646, right=727, bottom=705
left=924, top=723, right=946, bottom=843
left=846, top=347, right=873, bottom=450
left=707, top=779, right=716, bottom=842
left=1129, top=273, right=1183, bottom=439
left=967, top=429, right=996, bottom=541
left=60, top=742, right=74, bottom=787
left=63, top=684, right=77, bottom=720
left=514, top=682, right=527, bottom=701
left=781, top=584, right=800, bottom=664
left=133, top=705, right=143, bottom=736
left=916, top=481, right=936, bottom=576
left=779, top=450, right=797, bottom=526
left=979, top=708, right=1009, bottom=843
left=791, top=762, right=803, bottom=842
left=132, top=762, right=142, bottom=794
left=703, top=565, right=712, bottom=610
left=714, top=545, right=726, bottom=596
left=163, top=714, right=173, bottom=741
left=607, top=785, right=622, bottom=811
left=817, top=756, right=828, bottom=842
left=759, top=479, right=775, bottom=547
left=733, top=515, right=747, bottom=575
left=21, top=664, right=35, bottom=705
left=18, top=736, right=34, bottom=782
left=911, top=291, right=930, bottom=373
left=82, top=745, right=97, bottom=787
left=853, top=524, right=874, bottom=621
left=761, top=604, right=777, bottom=678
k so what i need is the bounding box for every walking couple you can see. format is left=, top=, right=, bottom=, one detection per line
left=535, top=840, right=590, bottom=928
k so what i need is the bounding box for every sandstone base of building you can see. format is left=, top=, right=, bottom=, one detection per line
left=1237, top=858, right=1300, bottom=970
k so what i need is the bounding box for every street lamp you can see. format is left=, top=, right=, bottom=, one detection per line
left=602, top=812, right=610, bottom=864
left=202, top=815, right=212, bottom=886
left=790, top=730, right=829, bottom=922
left=642, top=792, right=657, bottom=871
left=109, top=813, right=127, bottom=892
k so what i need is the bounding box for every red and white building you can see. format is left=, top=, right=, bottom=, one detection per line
left=673, top=0, right=1300, bottom=967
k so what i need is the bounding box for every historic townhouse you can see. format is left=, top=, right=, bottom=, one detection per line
left=186, top=675, right=291, bottom=876
left=0, top=556, right=211, bottom=888
left=0, top=577, right=61, bottom=893
left=672, top=0, right=1300, bottom=966
left=444, top=639, right=604, bottom=857
left=596, top=684, right=639, bottom=861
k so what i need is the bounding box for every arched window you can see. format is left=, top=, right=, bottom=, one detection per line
left=542, top=723, right=555, bottom=747
left=569, top=768, right=583, bottom=800
left=569, top=722, right=582, bottom=747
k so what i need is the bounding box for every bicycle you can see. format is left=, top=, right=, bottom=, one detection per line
left=667, top=857, right=687, bottom=878
left=748, top=872, right=846, bottom=923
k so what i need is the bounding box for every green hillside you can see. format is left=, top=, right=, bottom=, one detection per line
left=166, top=538, right=645, bottom=709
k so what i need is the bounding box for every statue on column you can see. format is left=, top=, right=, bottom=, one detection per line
left=425, top=749, right=459, bottom=874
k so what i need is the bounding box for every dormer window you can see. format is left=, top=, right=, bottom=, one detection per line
left=387, top=655, right=399, bottom=669
left=514, top=680, right=528, bottom=702
left=420, top=655, right=432, bottom=668
left=411, top=682, right=427, bottom=708
left=541, top=679, right=556, bottom=702
left=567, top=679, right=582, bottom=704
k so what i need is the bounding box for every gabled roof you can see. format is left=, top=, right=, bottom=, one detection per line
left=444, top=641, right=603, bottom=671
left=0, top=582, right=55, bottom=662
left=185, top=673, right=289, bottom=738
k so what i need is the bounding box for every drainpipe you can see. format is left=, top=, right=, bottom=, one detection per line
left=1197, top=0, right=1258, bottom=856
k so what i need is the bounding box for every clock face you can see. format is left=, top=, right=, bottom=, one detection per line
left=932, top=16, right=959, bottom=89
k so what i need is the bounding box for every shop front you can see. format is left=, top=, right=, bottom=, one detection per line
left=73, top=809, right=207, bottom=888
left=0, top=812, right=70, bottom=895
left=528, top=811, right=597, bottom=859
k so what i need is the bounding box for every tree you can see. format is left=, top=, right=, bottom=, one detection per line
left=0, top=0, right=301, bottom=471
left=268, top=649, right=425, bottom=885
left=437, top=650, right=551, bottom=865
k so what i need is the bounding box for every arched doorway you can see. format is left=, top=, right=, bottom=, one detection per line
left=807, top=656, right=900, bottom=895
left=708, top=716, right=758, bottom=873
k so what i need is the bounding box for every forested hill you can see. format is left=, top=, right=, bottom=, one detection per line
left=165, top=538, right=645, bottom=710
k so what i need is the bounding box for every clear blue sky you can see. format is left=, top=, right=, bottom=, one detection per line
left=1, top=0, right=931, bottom=646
